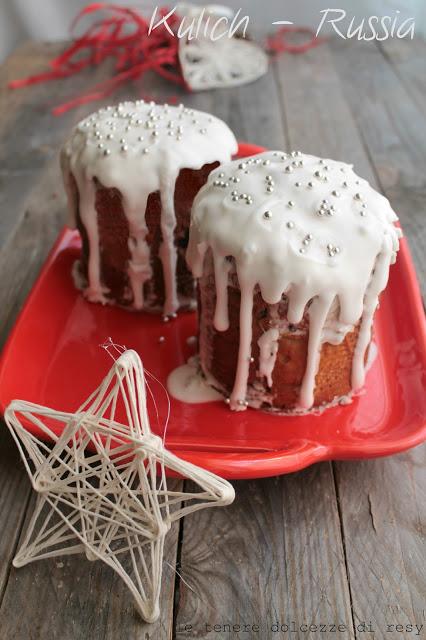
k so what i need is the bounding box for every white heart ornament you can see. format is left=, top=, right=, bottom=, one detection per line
left=177, top=4, right=269, bottom=91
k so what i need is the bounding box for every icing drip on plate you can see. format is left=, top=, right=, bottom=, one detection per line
left=187, top=150, right=402, bottom=411
left=61, top=100, right=237, bottom=314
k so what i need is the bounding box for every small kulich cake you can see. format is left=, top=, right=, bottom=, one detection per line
left=60, top=101, right=237, bottom=316
left=187, top=150, right=402, bottom=412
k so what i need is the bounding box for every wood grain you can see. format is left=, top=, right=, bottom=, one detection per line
left=275, top=38, right=426, bottom=638
left=175, top=469, right=354, bottom=639
left=0, top=484, right=182, bottom=640
left=172, top=61, right=355, bottom=640
left=0, top=42, right=183, bottom=640
left=329, top=38, right=426, bottom=293
left=0, top=37, right=425, bottom=640
left=334, top=448, right=426, bottom=639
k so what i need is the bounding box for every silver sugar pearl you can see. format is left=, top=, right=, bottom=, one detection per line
left=288, top=200, right=295, bottom=208
left=263, top=211, right=272, bottom=219
left=287, top=221, right=295, bottom=229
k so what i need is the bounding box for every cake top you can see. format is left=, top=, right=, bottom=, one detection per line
left=188, top=150, right=401, bottom=326
left=62, top=100, right=238, bottom=205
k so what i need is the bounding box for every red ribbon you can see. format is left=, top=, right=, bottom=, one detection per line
left=266, top=26, right=325, bottom=55
left=9, top=4, right=325, bottom=115
left=9, top=3, right=187, bottom=114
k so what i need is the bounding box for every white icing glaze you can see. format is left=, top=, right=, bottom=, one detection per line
left=167, top=339, right=379, bottom=412
left=61, top=100, right=237, bottom=313
left=187, top=150, right=402, bottom=410
left=167, top=356, right=223, bottom=403
left=257, top=328, right=279, bottom=388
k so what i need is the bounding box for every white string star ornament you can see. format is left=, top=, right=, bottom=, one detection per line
left=5, top=349, right=234, bottom=623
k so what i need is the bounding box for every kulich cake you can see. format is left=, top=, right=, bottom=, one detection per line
left=187, top=151, right=402, bottom=412
left=61, top=101, right=237, bottom=315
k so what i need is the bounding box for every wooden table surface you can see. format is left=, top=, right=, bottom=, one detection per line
left=0, top=38, right=425, bottom=640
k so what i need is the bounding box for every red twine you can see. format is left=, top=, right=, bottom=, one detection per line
left=266, top=26, right=326, bottom=55
left=8, top=4, right=324, bottom=115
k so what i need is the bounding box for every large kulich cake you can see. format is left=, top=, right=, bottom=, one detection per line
left=187, top=150, right=402, bottom=412
left=61, top=101, right=238, bottom=316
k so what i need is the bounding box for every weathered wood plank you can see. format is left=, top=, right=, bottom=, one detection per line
left=329, top=37, right=426, bottom=294
left=324, top=37, right=426, bottom=639
left=0, top=429, right=31, bottom=603
left=173, top=61, right=355, bottom=640
left=1, top=37, right=425, bottom=640
left=378, top=38, right=426, bottom=120
left=274, top=40, right=377, bottom=183
left=275, top=38, right=426, bottom=638
left=0, top=482, right=182, bottom=640
left=334, top=447, right=426, bottom=638
left=0, top=43, right=183, bottom=638
left=0, top=44, right=116, bottom=614
left=175, top=469, right=354, bottom=639
left=0, top=42, right=115, bottom=252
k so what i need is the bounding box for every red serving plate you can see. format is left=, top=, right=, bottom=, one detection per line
left=1, top=142, right=426, bottom=479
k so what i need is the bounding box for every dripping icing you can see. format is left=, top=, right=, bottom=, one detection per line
left=187, top=150, right=402, bottom=410
left=61, top=101, right=238, bottom=312
left=257, top=328, right=279, bottom=388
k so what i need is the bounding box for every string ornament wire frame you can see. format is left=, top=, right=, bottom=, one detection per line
left=5, top=349, right=235, bottom=623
